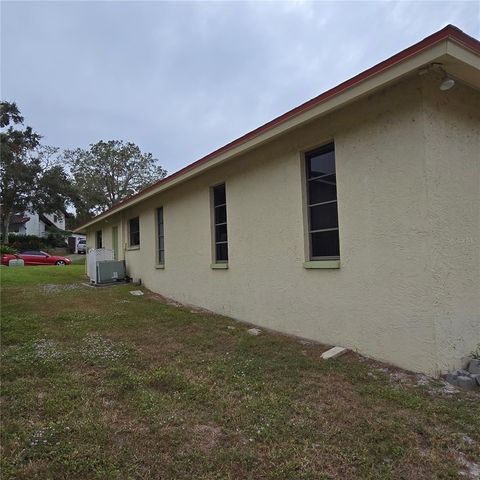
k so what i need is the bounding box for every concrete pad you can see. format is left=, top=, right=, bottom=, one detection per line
left=321, top=346, right=348, bottom=360
left=468, top=359, right=480, bottom=374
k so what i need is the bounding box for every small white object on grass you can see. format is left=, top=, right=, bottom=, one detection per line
left=321, top=346, right=347, bottom=360
left=8, top=259, right=24, bottom=267
left=129, top=290, right=144, bottom=296
left=247, top=328, right=261, bottom=336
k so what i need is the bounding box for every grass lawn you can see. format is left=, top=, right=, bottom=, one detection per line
left=1, top=266, right=479, bottom=479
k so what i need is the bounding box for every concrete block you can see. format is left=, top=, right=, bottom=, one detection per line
left=456, top=376, right=477, bottom=390
left=471, top=374, right=480, bottom=386
left=446, top=373, right=459, bottom=386
left=468, top=359, right=480, bottom=375
left=321, top=346, right=348, bottom=360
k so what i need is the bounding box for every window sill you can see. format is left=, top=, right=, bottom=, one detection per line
left=127, top=246, right=140, bottom=251
left=211, top=263, right=228, bottom=270
left=155, top=264, right=165, bottom=269
left=303, top=260, right=340, bottom=269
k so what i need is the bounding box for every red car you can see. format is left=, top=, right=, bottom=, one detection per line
left=1, top=250, right=72, bottom=266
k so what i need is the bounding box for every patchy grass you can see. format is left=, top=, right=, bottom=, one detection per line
left=1, top=267, right=479, bottom=479
left=0, top=264, right=86, bottom=286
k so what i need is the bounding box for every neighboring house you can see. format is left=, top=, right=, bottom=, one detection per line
left=10, top=211, right=66, bottom=237
left=76, top=26, right=480, bottom=377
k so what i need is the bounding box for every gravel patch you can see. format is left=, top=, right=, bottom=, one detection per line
left=40, top=284, right=84, bottom=294
left=80, top=333, right=129, bottom=363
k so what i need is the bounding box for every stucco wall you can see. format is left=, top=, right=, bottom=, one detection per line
left=86, top=213, right=124, bottom=259
left=422, top=75, right=480, bottom=372
left=87, top=73, right=479, bottom=376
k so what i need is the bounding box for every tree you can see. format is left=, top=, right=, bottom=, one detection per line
left=65, top=140, right=167, bottom=219
left=0, top=101, right=73, bottom=240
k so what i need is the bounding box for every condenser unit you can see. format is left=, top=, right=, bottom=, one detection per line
left=95, top=260, right=126, bottom=284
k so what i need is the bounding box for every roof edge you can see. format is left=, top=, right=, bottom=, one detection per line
left=75, top=24, right=480, bottom=233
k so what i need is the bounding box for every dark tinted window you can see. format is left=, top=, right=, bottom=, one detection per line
left=308, top=174, right=337, bottom=204
left=305, top=143, right=340, bottom=259
left=215, top=224, right=228, bottom=242
left=215, top=205, right=227, bottom=224
left=96, top=230, right=102, bottom=249
left=157, top=208, right=164, bottom=265
left=311, top=231, right=340, bottom=258
left=129, top=217, right=140, bottom=246
left=213, top=184, right=226, bottom=205
left=213, top=183, right=228, bottom=262
left=307, top=145, right=336, bottom=179
left=310, top=202, right=339, bottom=231
left=215, top=243, right=228, bottom=263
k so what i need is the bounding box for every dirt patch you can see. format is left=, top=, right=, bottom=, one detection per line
left=40, top=283, right=84, bottom=294
left=146, top=291, right=215, bottom=315
left=126, top=331, right=186, bottom=364
left=146, top=292, right=186, bottom=308
left=182, top=424, right=225, bottom=453
left=457, top=452, right=480, bottom=479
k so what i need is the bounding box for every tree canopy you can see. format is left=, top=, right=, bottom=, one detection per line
left=65, top=140, right=167, bottom=221
left=1, top=101, right=168, bottom=235
left=0, top=101, right=73, bottom=239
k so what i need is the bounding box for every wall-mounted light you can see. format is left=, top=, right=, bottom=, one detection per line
left=439, top=75, right=455, bottom=91
left=418, top=63, right=456, bottom=91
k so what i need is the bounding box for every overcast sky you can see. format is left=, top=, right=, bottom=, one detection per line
left=1, top=1, right=479, bottom=174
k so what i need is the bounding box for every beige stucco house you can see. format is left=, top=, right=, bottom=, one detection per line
left=77, top=25, right=480, bottom=377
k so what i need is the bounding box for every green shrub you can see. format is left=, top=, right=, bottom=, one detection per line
left=45, top=232, right=68, bottom=248
left=2, top=232, right=67, bottom=252
left=7, top=235, right=47, bottom=251
left=0, top=245, right=17, bottom=255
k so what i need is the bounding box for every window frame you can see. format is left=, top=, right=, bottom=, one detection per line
left=304, top=142, right=340, bottom=261
left=128, top=216, right=140, bottom=248
left=156, top=207, right=165, bottom=266
left=211, top=183, right=228, bottom=265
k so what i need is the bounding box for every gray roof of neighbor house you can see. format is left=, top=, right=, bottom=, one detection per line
left=75, top=24, right=480, bottom=233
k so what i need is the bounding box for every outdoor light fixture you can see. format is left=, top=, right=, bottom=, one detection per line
left=439, top=75, right=455, bottom=91
left=419, top=63, right=456, bottom=91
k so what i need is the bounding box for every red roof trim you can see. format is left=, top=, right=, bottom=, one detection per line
left=78, top=24, right=480, bottom=230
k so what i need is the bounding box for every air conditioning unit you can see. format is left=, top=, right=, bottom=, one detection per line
left=95, top=260, right=126, bottom=284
